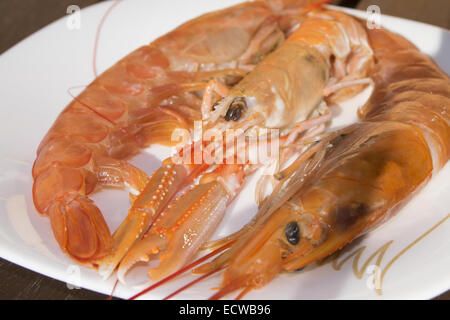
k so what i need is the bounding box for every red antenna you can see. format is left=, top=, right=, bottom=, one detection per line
left=163, top=267, right=224, bottom=300
left=93, top=0, right=123, bottom=77
left=128, top=240, right=234, bottom=300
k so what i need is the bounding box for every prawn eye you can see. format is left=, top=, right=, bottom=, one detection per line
left=285, top=221, right=300, bottom=245
left=224, top=97, right=245, bottom=121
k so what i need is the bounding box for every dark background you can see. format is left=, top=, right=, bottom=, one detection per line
left=0, top=0, right=448, bottom=300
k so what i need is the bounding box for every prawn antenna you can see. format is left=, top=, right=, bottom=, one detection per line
left=163, top=267, right=224, bottom=300
left=128, top=240, right=234, bottom=300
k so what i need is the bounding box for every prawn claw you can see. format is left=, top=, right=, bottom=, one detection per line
left=117, top=164, right=244, bottom=283
left=98, top=159, right=190, bottom=279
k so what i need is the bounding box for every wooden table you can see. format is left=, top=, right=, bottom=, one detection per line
left=0, top=0, right=448, bottom=300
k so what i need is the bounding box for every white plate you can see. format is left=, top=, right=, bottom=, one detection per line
left=0, top=0, right=448, bottom=300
